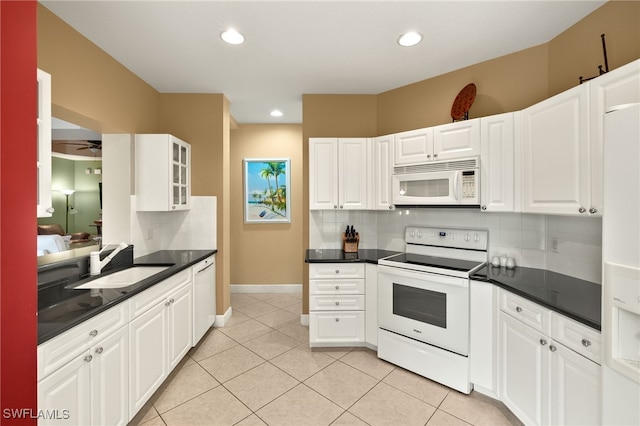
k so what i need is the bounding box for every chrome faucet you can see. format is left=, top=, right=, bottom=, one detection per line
left=90, top=242, right=129, bottom=276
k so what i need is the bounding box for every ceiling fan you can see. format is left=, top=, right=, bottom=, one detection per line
left=56, top=140, right=102, bottom=153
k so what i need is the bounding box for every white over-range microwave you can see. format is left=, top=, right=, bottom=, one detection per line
left=392, top=157, right=480, bottom=206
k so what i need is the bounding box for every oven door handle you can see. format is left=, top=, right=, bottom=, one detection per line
left=378, top=265, right=469, bottom=288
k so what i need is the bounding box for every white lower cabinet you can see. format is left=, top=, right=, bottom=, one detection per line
left=38, top=307, right=129, bottom=426
left=129, top=274, right=192, bottom=419
left=309, top=263, right=365, bottom=347
left=498, top=290, right=601, bottom=426
left=38, top=268, right=196, bottom=425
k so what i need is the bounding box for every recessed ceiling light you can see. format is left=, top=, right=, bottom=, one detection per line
left=398, top=31, right=422, bottom=47
left=220, top=28, right=245, bottom=45
left=270, top=110, right=284, bottom=117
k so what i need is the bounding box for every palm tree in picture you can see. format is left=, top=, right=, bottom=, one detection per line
left=267, top=162, right=286, bottom=206
left=259, top=165, right=274, bottom=203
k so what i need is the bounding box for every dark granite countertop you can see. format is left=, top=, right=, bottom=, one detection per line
left=305, top=249, right=400, bottom=264
left=472, top=265, right=601, bottom=330
left=38, top=249, right=216, bottom=344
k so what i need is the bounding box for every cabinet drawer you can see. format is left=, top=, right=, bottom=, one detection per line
left=309, top=263, right=365, bottom=279
left=551, top=312, right=601, bottom=364
left=130, top=269, right=190, bottom=319
left=310, top=279, right=364, bottom=295
left=38, top=302, right=129, bottom=381
left=500, top=290, right=550, bottom=334
left=309, top=295, right=365, bottom=311
left=309, top=311, right=365, bottom=346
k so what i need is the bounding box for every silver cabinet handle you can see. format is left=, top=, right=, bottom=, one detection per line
left=339, top=205, right=344, bottom=209
left=165, top=301, right=171, bottom=307
left=589, top=207, right=597, bottom=214
left=335, top=301, right=340, bottom=306
left=581, top=338, right=591, bottom=347
left=433, top=154, right=438, bottom=159
left=579, top=207, right=586, bottom=213
left=389, top=206, right=393, bottom=210
left=335, top=318, right=339, bottom=322
left=516, top=306, right=523, bottom=313
left=481, top=205, right=487, bottom=210
left=549, top=345, right=557, bottom=352
left=170, top=298, right=175, bottom=304
left=335, top=270, right=340, bottom=274
left=540, top=339, right=547, bottom=346
left=95, top=347, right=103, bottom=354
left=84, top=354, right=93, bottom=362
left=333, top=205, right=337, bottom=209
left=335, top=285, right=339, bottom=290
left=89, top=329, right=98, bottom=337
left=427, top=154, right=431, bottom=159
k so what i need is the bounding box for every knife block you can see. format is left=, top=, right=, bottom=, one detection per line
left=342, top=233, right=360, bottom=253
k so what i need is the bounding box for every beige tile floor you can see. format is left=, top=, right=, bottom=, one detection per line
left=129, top=292, right=522, bottom=426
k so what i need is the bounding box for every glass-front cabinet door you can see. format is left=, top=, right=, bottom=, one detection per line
left=171, top=139, right=190, bottom=209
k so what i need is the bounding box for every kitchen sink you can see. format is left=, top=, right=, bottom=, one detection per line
left=72, top=266, right=169, bottom=289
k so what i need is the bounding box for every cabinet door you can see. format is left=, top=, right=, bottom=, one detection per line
left=309, top=311, right=365, bottom=346
left=480, top=113, right=515, bottom=212
left=394, top=128, right=433, bottom=165
left=549, top=341, right=601, bottom=426
left=469, top=280, right=498, bottom=397
left=91, top=327, right=129, bottom=426
left=338, top=138, right=368, bottom=210
left=373, top=135, right=395, bottom=210
left=37, top=69, right=53, bottom=218
left=500, top=313, right=547, bottom=426
left=589, top=59, right=640, bottom=217
left=433, top=119, right=481, bottom=161
left=129, top=302, right=167, bottom=417
left=167, top=284, right=193, bottom=371
left=521, top=85, right=590, bottom=215
left=365, top=263, right=378, bottom=347
left=309, top=138, right=339, bottom=210
left=38, top=354, right=91, bottom=426
left=171, top=137, right=190, bottom=210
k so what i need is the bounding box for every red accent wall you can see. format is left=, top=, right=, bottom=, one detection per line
left=0, top=1, right=38, bottom=424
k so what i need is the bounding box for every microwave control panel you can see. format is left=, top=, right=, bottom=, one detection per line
left=461, top=170, right=477, bottom=199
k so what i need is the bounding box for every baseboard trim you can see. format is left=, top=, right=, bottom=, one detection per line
left=230, top=284, right=302, bottom=293
left=214, top=306, right=232, bottom=327
left=300, top=314, right=309, bottom=326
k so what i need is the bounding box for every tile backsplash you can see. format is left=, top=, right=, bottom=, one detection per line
left=131, top=196, right=217, bottom=257
left=310, top=208, right=602, bottom=284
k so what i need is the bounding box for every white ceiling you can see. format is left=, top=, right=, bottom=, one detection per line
left=41, top=0, right=606, bottom=124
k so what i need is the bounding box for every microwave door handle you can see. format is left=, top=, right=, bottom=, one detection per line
left=453, top=171, right=460, bottom=201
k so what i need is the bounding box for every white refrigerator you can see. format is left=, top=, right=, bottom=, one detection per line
left=602, top=103, right=640, bottom=425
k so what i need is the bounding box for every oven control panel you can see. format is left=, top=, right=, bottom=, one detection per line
left=405, top=226, right=488, bottom=251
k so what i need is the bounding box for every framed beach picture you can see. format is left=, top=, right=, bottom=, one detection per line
left=243, top=158, right=291, bottom=223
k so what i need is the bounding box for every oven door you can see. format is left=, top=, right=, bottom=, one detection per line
left=378, top=265, right=469, bottom=356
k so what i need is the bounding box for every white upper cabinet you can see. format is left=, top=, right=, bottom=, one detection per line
left=135, top=134, right=190, bottom=211
left=394, top=127, right=433, bottom=165
left=309, top=138, right=368, bottom=210
left=394, top=120, right=480, bottom=166
left=589, top=59, right=640, bottom=216
left=480, top=112, right=517, bottom=212
left=433, top=118, right=481, bottom=161
left=37, top=69, right=53, bottom=218
left=373, top=134, right=395, bottom=210
left=521, top=84, right=592, bottom=215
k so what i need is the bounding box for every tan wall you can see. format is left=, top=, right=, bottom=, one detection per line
left=38, top=5, right=160, bottom=134
left=230, top=125, right=304, bottom=286
left=377, top=45, right=549, bottom=135
left=547, top=0, right=640, bottom=96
